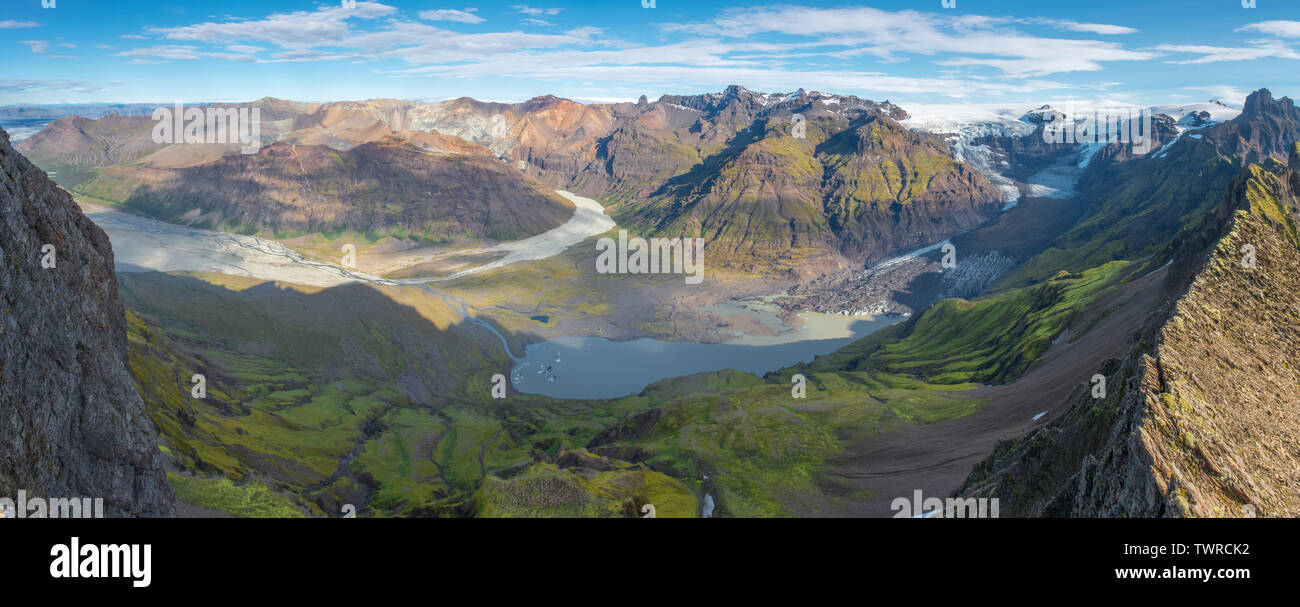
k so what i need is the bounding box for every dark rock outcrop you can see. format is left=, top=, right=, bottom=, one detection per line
left=0, top=127, right=174, bottom=517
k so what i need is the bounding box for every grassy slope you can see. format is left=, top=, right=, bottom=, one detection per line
left=807, top=261, right=1133, bottom=385
left=568, top=259, right=1134, bottom=516
left=120, top=211, right=1141, bottom=519
left=122, top=272, right=527, bottom=517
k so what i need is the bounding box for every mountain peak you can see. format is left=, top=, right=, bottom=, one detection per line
left=1241, top=88, right=1296, bottom=119
left=722, top=84, right=751, bottom=97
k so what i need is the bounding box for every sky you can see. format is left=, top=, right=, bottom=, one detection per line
left=2, top=0, right=1299, bottom=109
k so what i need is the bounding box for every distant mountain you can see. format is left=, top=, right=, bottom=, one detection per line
left=612, top=88, right=1001, bottom=274
left=79, top=135, right=577, bottom=242
left=0, top=127, right=174, bottom=516
left=17, top=88, right=1005, bottom=274
left=0, top=103, right=158, bottom=121
left=25, top=88, right=1295, bottom=279
left=995, top=89, right=1300, bottom=288
left=495, top=86, right=1002, bottom=274
left=18, top=101, right=578, bottom=243
left=16, top=114, right=156, bottom=169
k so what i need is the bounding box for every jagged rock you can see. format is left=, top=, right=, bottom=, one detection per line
left=0, top=127, right=174, bottom=517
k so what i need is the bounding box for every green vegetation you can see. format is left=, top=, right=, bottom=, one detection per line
left=476, top=462, right=697, bottom=518
left=808, top=261, right=1132, bottom=385
left=1240, top=161, right=1300, bottom=246
left=121, top=247, right=1139, bottom=518
left=168, top=473, right=307, bottom=518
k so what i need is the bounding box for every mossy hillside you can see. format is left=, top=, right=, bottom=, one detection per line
left=1240, top=161, right=1300, bottom=246
left=799, top=261, right=1131, bottom=385
left=134, top=315, right=535, bottom=517
left=126, top=251, right=1132, bottom=518
left=563, top=369, right=983, bottom=517
left=122, top=272, right=526, bottom=517
left=603, top=125, right=719, bottom=187
left=474, top=461, right=697, bottom=518
left=167, top=474, right=306, bottom=518
left=820, top=117, right=966, bottom=212
left=960, top=164, right=1300, bottom=516
left=609, top=113, right=999, bottom=274
left=131, top=312, right=401, bottom=512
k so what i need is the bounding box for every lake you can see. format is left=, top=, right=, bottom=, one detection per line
left=510, top=301, right=899, bottom=400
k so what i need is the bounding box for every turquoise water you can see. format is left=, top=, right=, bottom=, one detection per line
left=510, top=309, right=898, bottom=400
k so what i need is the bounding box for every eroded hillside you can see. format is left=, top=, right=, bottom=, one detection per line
left=959, top=146, right=1300, bottom=517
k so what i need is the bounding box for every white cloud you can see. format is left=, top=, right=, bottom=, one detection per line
left=1182, top=85, right=1250, bottom=105
left=0, top=79, right=123, bottom=94
left=419, top=9, right=484, bottom=24
left=148, top=1, right=396, bottom=48
left=115, top=44, right=269, bottom=63
left=19, top=40, right=49, bottom=53
left=1155, top=41, right=1300, bottom=64
left=1237, top=21, right=1300, bottom=38
left=101, top=3, right=1175, bottom=100
left=512, top=5, right=563, bottom=16
left=117, top=45, right=202, bottom=60
left=662, top=7, right=1155, bottom=77
left=0, top=20, right=40, bottom=29
left=1028, top=19, right=1138, bottom=35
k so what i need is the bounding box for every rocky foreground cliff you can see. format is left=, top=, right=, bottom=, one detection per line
left=959, top=145, right=1300, bottom=517
left=0, top=127, right=174, bottom=516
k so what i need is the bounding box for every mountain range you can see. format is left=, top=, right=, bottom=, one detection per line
left=3, top=85, right=1299, bottom=518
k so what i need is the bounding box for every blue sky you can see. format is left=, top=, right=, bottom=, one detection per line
left=2, top=0, right=1299, bottom=107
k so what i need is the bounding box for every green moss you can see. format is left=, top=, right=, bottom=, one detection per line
left=168, top=473, right=306, bottom=518
left=805, top=261, right=1130, bottom=385
left=475, top=462, right=698, bottom=518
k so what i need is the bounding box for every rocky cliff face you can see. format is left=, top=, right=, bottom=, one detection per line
left=0, top=127, right=174, bottom=517
left=958, top=146, right=1300, bottom=517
